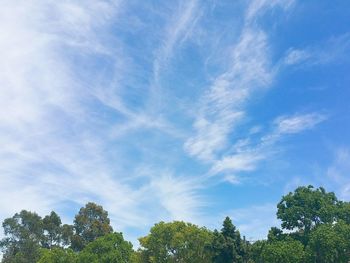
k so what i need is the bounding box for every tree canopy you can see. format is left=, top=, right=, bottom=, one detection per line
left=1, top=186, right=350, bottom=263
left=139, top=221, right=213, bottom=263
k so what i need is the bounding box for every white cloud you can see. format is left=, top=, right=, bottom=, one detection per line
left=284, top=49, right=311, bottom=65
left=211, top=152, right=264, bottom=174
left=184, top=28, right=272, bottom=161
left=275, top=113, right=327, bottom=134
left=0, top=0, right=176, bottom=237
left=184, top=0, right=324, bottom=181
left=151, top=0, right=201, bottom=110
left=283, top=33, right=350, bottom=67
left=207, top=112, right=326, bottom=179
left=245, top=0, right=295, bottom=24
left=147, top=173, right=205, bottom=223
left=184, top=0, right=298, bottom=163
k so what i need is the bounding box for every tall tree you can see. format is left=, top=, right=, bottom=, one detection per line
left=0, top=210, right=43, bottom=263
left=211, top=217, right=245, bottom=263
left=42, top=211, right=62, bottom=249
left=61, top=224, right=74, bottom=247
left=139, top=221, right=213, bottom=263
left=277, top=185, right=338, bottom=243
left=71, top=202, right=113, bottom=251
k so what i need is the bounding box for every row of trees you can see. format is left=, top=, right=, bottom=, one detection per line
left=1, top=185, right=350, bottom=262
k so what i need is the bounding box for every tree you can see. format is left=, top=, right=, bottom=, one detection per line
left=71, top=202, right=113, bottom=251
left=277, top=185, right=338, bottom=243
left=211, top=217, right=246, bottom=263
left=261, top=238, right=305, bottom=263
left=77, top=233, right=133, bottom=263
left=37, top=248, right=77, bottom=263
left=267, top=227, right=285, bottom=242
left=0, top=210, right=43, bottom=263
left=42, top=211, right=62, bottom=249
left=249, top=240, right=266, bottom=263
left=61, top=224, right=74, bottom=247
left=139, top=221, right=213, bottom=263
left=306, top=221, right=350, bottom=263
left=337, top=201, right=350, bottom=224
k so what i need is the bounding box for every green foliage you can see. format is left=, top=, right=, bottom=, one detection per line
left=277, top=185, right=339, bottom=243
left=249, top=240, right=266, bottom=263
left=139, top=221, right=213, bottom=263
left=61, top=224, right=74, bottom=247
left=306, top=221, right=350, bottom=263
left=37, top=248, right=77, bottom=263
left=77, top=233, right=133, bottom=263
left=71, top=202, right=113, bottom=251
left=337, top=201, right=350, bottom=224
left=0, top=210, right=43, bottom=263
left=42, top=211, right=62, bottom=249
left=267, top=227, right=285, bottom=242
left=1, top=186, right=350, bottom=263
left=261, top=238, right=305, bottom=263
left=211, top=217, right=246, bottom=263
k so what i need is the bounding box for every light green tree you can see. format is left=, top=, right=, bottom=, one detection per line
left=139, top=221, right=213, bottom=263
left=261, top=238, right=305, bottom=263
left=37, top=248, right=77, bottom=263
left=77, top=232, right=133, bottom=263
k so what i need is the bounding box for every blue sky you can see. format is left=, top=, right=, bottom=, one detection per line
left=0, top=0, right=349, bottom=243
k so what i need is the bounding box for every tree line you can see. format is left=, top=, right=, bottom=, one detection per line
left=1, top=185, right=350, bottom=262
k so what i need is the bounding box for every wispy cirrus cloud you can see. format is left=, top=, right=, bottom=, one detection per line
left=274, top=113, right=327, bottom=134
left=0, top=0, right=206, bottom=241
left=184, top=0, right=316, bottom=182
left=245, top=0, right=295, bottom=24
left=284, top=33, right=350, bottom=67
left=0, top=0, right=183, bottom=232
left=210, top=113, right=327, bottom=179
left=184, top=27, right=272, bottom=161
left=151, top=0, right=201, bottom=110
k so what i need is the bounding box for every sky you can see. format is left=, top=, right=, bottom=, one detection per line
left=0, top=0, right=350, bottom=244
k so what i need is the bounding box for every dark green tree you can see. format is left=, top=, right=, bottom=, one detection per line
left=61, top=224, right=74, bottom=247
left=211, top=217, right=246, bottom=263
left=267, top=227, right=285, bottom=242
left=249, top=240, right=266, bottom=263
left=0, top=210, right=43, bottom=263
left=337, top=201, right=350, bottom=224
left=42, top=211, right=62, bottom=249
left=71, top=202, right=113, bottom=251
